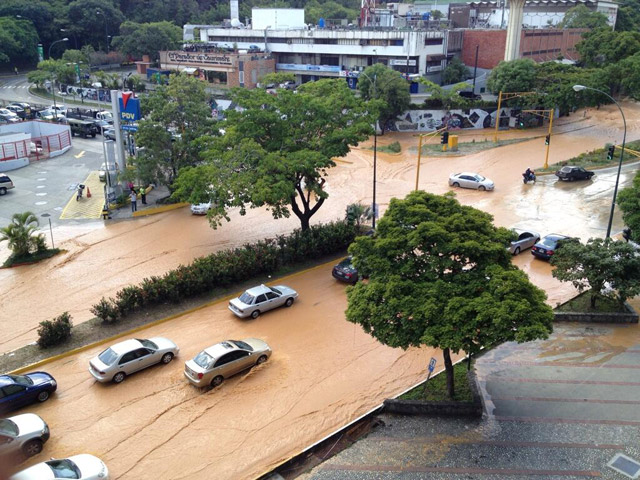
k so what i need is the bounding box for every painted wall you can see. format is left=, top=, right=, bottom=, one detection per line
left=389, top=107, right=514, bottom=132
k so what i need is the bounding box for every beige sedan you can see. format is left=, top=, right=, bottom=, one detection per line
left=184, top=338, right=271, bottom=388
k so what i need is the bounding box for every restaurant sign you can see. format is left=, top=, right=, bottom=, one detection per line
left=167, top=51, right=233, bottom=66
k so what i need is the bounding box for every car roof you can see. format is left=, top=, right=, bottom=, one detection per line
left=542, top=234, right=568, bottom=241
left=457, top=172, right=479, bottom=176
left=203, top=341, right=238, bottom=359
left=109, top=338, right=143, bottom=354
left=244, top=284, right=272, bottom=296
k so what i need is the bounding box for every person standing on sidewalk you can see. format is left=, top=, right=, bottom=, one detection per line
left=130, top=190, right=138, bottom=212
left=139, top=186, right=147, bottom=205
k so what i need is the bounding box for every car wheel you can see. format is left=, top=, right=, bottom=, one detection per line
left=514, top=246, right=520, bottom=255
left=478, top=185, right=486, bottom=191
left=256, top=355, right=268, bottom=365
left=0, top=187, right=6, bottom=195
left=161, top=352, right=174, bottom=364
left=251, top=310, right=260, bottom=319
left=113, top=372, right=126, bottom=384
left=285, top=298, right=294, bottom=307
left=23, top=439, right=43, bottom=457
left=452, top=182, right=460, bottom=188
left=36, top=391, right=49, bottom=402
left=211, top=375, right=224, bottom=387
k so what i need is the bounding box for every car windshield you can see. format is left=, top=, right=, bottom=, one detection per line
left=338, top=258, right=353, bottom=268
left=194, top=351, right=215, bottom=370
left=8, top=374, right=33, bottom=386
left=231, top=340, right=253, bottom=351
left=541, top=237, right=559, bottom=247
left=46, top=459, right=81, bottom=479
left=238, top=292, right=255, bottom=304
left=0, top=419, right=18, bottom=436
left=98, top=348, right=119, bottom=366
left=138, top=339, right=158, bottom=350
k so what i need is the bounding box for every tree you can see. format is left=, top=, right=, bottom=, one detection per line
left=618, top=170, right=640, bottom=242
left=431, top=10, right=444, bottom=20
left=0, top=212, right=45, bottom=259
left=418, top=79, right=473, bottom=109
left=551, top=238, right=640, bottom=307
left=577, top=28, right=640, bottom=67
left=345, top=191, right=554, bottom=398
left=0, top=16, right=39, bottom=65
left=66, top=0, right=125, bottom=52
left=345, top=203, right=372, bottom=229
left=486, top=58, right=537, bottom=94
left=358, top=63, right=411, bottom=134
left=0, top=1, right=56, bottom=54
left=442, top=57, right=470, bottom=85
left=558, top=4, right=609, bottom=29
left=31, top=59, right=76, bottom=88
left=111, top=21, right=182, bottom=62
left=258, top=72, right=296, bottom=87
left=172, top=79, right=374, bottom=231
left=135, top=73, right=215, bottom=187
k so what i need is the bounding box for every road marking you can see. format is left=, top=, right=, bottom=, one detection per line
left=74, top=151, right=86, bottom=159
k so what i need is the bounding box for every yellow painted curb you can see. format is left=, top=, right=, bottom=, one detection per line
left=132, top=202, right=189, bottom=217
left=9, top=257, right=342, bottom=374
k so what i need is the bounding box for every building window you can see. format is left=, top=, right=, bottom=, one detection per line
left=252, top=70, right=257, bottom=83
left=239, top=70, right=245, bottom=84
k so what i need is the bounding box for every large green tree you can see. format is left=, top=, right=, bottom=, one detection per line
left=558, top=4, right=609, bottom=29
left=0, top=16, right=39, bottom=65
left=486, top=58, right=537, bottom=94
left=134, top=73, right=215, bottom=186
left=358, top=63, right=411, bottom=134
left=172, top=79, right=374, bottom=231
left=111, top=21, right=182, bottom=62
left=577, top=28, right=640, bottom=67
left=442, top=57, right=470, bottom=85
left=346, top=191, right=554, bottom=398
left=418, top=79, right=473, bottom=109
left=66, top=0, right=125, bottom=52
left=551, top=238, right=640, bottom=307
left=618, top=170, right=640, bottom=242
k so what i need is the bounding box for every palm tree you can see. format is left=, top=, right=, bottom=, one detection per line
left=345, top=203, right=373, bottom=229
left=0, top=212, right=42, bottom=258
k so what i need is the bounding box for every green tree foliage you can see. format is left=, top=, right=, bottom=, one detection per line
left=0, top=1, right=55, bottom=53
left=486, top=58, right=537, bottom=94
left=358, top=64, right=410, bottom=133
left=345, top=191, right=554, bottom=398
left=618, top=170, right=640, bottom=242
left=442, top=57, right=470, bottom=85
left=66, top=0, right=125, bottom=52
left=577, top=28, right=640, bottom=67
left=615, top=0, right=640, bottom=31
left=135, top=73, right=215, bottom=186
left=558, top=4, right=609, bottom=28
left=34, top=59, right=76, bottom=86
left=111, top=21, right=182, bottom=62
left=305, top=0, right=359, bottom=24
left=418, top=79, right=473, bottom=110
left=345, top=203, right=372, bottom=228
left=258, top=72, right=296, bottom=87
left=0, top=17, right=39, bottom=65
left=551, top=238, right=640, bottom=307
left=0, top=212, right=45, bottom=258
left=172, top=79, right=374, bottom=231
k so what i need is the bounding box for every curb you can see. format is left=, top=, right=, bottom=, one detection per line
left=132, top=202, right=189, bottom=217
left=9, top=257, right=340, bottom=374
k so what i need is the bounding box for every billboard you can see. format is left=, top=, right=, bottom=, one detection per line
left=119, top=92, right=141, bottom=122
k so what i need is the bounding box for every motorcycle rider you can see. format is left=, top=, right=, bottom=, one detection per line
left=523, top=167, right=535, bottom=183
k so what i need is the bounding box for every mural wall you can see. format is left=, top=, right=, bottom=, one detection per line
left=389, top=107, right=515, bottom=132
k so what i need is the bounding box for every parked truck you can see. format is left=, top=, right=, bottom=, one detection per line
left=66, top=108, right=114, bottom=134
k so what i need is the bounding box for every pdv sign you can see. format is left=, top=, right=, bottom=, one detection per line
left=119, top=92, right=141, bottom=122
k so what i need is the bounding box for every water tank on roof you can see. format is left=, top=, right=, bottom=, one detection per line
left=318, top=18, right=325, bottom=28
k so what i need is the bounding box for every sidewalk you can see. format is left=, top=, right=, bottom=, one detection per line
left=107, top=184, right=188, bottom=220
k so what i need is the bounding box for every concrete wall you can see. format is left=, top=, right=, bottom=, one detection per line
left=390, top=107, right=515, bottom=132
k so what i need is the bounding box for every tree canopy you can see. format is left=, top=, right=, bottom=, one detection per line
left=345, top=191, right=554, bottom=397
left=172, top=79, right=374, bottom=231
left=486, top=58, right=538, bottom=94
left=618, top=170, right=640, bottom=242
left=0, top=17, right=39, bottom=65
left=442, top=57, right=470, bottom=85
left=577, top=28, right=640, bottom=67
left=558, top=4, right=609, bottom=29
left=111, top=21, right=182, bottom=62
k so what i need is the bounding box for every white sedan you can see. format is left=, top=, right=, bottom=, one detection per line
left=9, top=454, right=109, bottom=480
left=449, top=172, right=494, bottom=191
left=229, top=284, right=298, bottom=319
left=190, top=202, right=212, bottom=215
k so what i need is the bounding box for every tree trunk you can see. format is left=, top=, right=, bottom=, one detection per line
left=443, top=347, right=455, bottom=399
left=590, top=294, right=597, bottom=308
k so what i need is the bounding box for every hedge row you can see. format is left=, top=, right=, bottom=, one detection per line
left=90, top=221, right=358, bottom=323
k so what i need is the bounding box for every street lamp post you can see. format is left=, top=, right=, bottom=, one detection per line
left=60, top=28, right=78, bottom=49
left=48, top=38, right=69, bottom=119
left=40, top=213, right=54, bottom=249
left=573, top=84, right=627, bottom=239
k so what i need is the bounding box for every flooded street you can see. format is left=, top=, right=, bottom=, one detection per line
left=2, top=104, right=640, bottom=479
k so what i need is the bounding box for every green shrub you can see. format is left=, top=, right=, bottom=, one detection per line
left=388, top=141, right=401, bottom=153
left=37, top=312, right=73, bottom=348
left=115, top=286, right=144, bottom=315
left=91, top=297, right=120, bottom=323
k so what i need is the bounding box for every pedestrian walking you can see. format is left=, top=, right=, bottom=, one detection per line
left=130, top=190, right=137, bottom=212
left=140, top=186, right=147, bottom=205
left=128, top=181, right=135, bottom=193
left=14, top=67, right=18, bottom=75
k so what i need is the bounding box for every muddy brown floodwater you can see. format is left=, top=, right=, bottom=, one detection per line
left=6, top=264, right=464, bottom=479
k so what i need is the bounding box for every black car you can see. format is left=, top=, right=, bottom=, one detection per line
left=531, top=234, right=576, bottom=260
left=555, top=166, right=595, bottom=181
left=332, top=257, right=359, bottom=284
left=457, top=90, right=481, bottom=100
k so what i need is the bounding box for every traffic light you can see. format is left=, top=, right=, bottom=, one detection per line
left=518, top=116, right=525, bottom=128
left=545, top=134, right=550, bottom=145
left=607, top=145, right=615, bottom=160
left=441, top=131, right=449, bottom=144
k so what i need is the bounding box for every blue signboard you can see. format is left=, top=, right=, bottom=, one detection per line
left=428, top=357, right=437, bottom=372
left=121, top=124, right=138, bottom=132
left=119, top=93, right=141, bottom=122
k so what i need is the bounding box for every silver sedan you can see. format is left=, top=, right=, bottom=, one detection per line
left=89, top=337, right=179, bottom=384
left=449, top=172, right=494, bottom=191
left=228, top=284, right=298, bottom=319
left=509, top=229, right=541, bottom=255
left=184, top=338, right=272, bottom=388
left=0, top=413, right=50, bottom=459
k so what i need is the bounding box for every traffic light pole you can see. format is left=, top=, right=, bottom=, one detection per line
left=415, top=127, right=447, bottom=191
left=543, top=114, right=553, bottom=169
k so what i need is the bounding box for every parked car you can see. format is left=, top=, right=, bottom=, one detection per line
left=531, top=234, right=576, bottom=260
left=98, top=162, right=117, bottom=182
left=5, top=105, right=25, bottom=119
left=332, top=257, right=359, bottom=284
left=184, top=338, right=272, bottom=388
left=0, top=413, right=50, bottom=458
left=0, top=109, right=20, bottom=123
left=449, top=172, right=494, bottom=191
left=68, top=118, right=98, bottom=138
left=190, top=202, right=212, bottom=215
left=0, top=373, right=57, bottom=414
left=0, top=174, right=15, bottom=195
left=89, top=337, right=179, bottom=384
left=228, top=284, right=298, bottom=319
left=509, top=229, right=541, bottom=255
left=103, top=128, right=116, bottom=141
left=457, top=90, right=481, bottom=100
left=8, top=454, right=109, bottom=480
left=49, top=105, right=67, bottom=116
left=555, top=166, right=595, bottom=181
